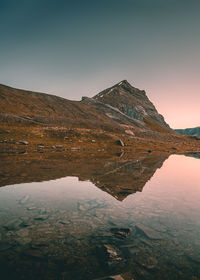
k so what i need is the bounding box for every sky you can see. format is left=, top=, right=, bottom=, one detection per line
left=0, top=0, right=199, bottom=129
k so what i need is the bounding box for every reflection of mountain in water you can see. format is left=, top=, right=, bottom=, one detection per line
left=91, top=155, right=168, bottom=201
left=0, top=153, right=168, bottom=200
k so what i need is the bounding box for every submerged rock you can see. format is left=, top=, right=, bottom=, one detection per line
left=20, top=220, right=31, bottom=227
left=104, top=244, right=122, bottom=260
left=59, top=220, right=70, bottom=225
left=4, top=219, right=21, bottom=230
left=111, top=276, right=125, bottom=280
left=135, top=223, right=163, bottom=240
left=16, top=228, right=29, bottom=237
left=109, top=276, right=124, bottom=280
left=96, top=243, right=126, bottom=270
left=94, top=275, right=125, bottom=280
left=136, top=253, right=158, bottom=270
left=34, top=215, right=49, bottom=221
left=110, top=228, right=131, bottom=239
left=104, top=244, right=125, bottom=269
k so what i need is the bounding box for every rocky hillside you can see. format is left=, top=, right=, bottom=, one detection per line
left=175, top=126, right=200, bottom=136
left=0, top=80, right=173, bottom=136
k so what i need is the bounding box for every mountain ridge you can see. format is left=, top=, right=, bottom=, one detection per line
left=175, top=126, right=200, bottom=136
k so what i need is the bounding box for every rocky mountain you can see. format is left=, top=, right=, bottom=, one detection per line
left=175, top=126, right=200, bottom=136
left=0, top=80, right=173, bottom=137
left=82, top=80, right=172, bottom=134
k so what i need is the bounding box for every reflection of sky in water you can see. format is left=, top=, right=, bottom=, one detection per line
left=125, top=155, right=200, bottom=216
left=0, top=155, right=200, bottom=279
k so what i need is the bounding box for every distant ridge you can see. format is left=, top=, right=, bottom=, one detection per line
left=175, top=126, right=200, bottom=136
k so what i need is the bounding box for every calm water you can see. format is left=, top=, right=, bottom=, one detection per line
left=0, top=154, right=200, bottom=279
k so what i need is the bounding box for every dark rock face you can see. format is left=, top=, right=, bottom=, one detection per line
left=175, top=126, right=200, bottom=136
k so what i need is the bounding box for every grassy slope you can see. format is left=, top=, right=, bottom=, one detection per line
left=0, top=84, right=124, bottom=133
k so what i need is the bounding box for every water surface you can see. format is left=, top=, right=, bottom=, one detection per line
left=0, top=154, right=200, bottom=280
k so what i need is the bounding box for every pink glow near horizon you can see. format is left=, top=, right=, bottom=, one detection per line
left=143, top=77, right=200, bottom=129
left=152, top=87, right=199, bottom=129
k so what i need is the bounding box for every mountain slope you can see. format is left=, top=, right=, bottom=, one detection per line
left=175, top=126, right=200, bottom=136
left=0, top=83, right=125, bottom=133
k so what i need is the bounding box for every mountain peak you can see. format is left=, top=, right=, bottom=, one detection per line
left=117, top=79, right=129, bottom=85
left=93, top=80, right=145, bottom=99
left=113, top=79, right=132, bottom=88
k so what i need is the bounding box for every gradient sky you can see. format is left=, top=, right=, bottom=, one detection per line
left=0, top=0, right=199, bottom=128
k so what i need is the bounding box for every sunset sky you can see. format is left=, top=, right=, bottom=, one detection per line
left=0, top=0, right=199, bottom=129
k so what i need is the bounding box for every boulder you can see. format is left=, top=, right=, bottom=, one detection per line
left=125, top=129, right=135, bottom=136
left=116, top=139, right=124, bottom=147
left=18, top=141, right=29, bottom=145
left=34, top=215, right=49, bottom=221
left=55, top=145, right=63, bottom=149
left=38, top=143, right=45, bottom=146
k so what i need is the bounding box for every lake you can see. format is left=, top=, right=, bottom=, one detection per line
left=0, top=153, right=200, bottom=279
